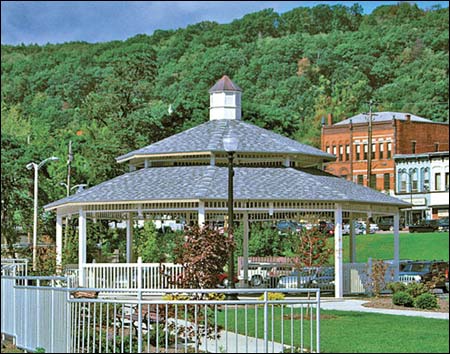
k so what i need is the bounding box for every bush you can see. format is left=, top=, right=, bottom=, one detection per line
left=392, top=291, right=414, bottom=307
left=414, top=293, right=439, bottom=310
left=405, top=282, right=429, bottom=298
left=387, top=282, right=406, bottom=294
left=258, top=292, right=286, bottom=301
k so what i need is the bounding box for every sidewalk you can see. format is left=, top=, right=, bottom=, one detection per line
left=320, top=298, right=449, bottom=319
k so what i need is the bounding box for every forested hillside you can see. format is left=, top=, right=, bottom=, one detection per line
left=1, top=3, right=449, bottom=242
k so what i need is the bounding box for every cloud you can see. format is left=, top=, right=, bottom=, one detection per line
left=1, top=1, right=448, bottom=45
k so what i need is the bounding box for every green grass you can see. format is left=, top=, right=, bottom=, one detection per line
left=217, top=307, right=449, bottom=353
left=327, top=232, right=449, bottom=263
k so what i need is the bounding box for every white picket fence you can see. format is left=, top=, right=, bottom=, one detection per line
left=82, top=262, right=185, bottom=289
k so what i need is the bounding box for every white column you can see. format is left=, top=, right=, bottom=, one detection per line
left=334, top=203, right=343, bottom=298
left=393, top=212, right=400, bottom=281
left=198, top=201, right=205, bottom=227
left=78, top=208, right=87, bottom=287
left=210, top=153, right=216, bottom=166
left=283, top=156, right=290, bottom=167
left=126, top=213, right=134, bottom=263
left=56, top=214, right=63, bottom=273
left=349, top=213, right=356, bottom=263
left=243, top=212, right=249, bottom=286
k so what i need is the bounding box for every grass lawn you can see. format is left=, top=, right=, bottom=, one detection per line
left=217, top=307, right=449, bottom=353
left=327, top=232, right=449, bottom=263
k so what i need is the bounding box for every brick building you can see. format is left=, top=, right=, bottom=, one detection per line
left=321, top=112, right=449, bottom=195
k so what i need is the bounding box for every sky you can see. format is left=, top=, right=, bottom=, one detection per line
left=1, top=1, right=448, bottom=45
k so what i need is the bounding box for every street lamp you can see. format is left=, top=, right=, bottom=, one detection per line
left=26, top=156, right=59, bottom=271
left=223, top=135, right=239, bottom=296
left=60, top=182, right=88, bottom=196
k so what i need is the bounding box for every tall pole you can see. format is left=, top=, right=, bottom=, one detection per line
left=32, top=165, right=39, bottom=271
left=227, top=151, right=236, bottom=290
left=367, top=100, right=374, bottom=189
left=66, top=141, right=73, bottom=197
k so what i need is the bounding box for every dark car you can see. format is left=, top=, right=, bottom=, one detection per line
left=319, top=221, right=334, bottom=236
left=399, top=260, right=449, bottom=291
left=276, top=220, right=303, bottom=235
left=408, top=220, right=440, bottom=233
left=438, top=217, right=449, bottom=232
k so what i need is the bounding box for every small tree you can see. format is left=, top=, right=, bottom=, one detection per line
left=134, top=221, right=165, bottom=263
left=171, top=226, right=235, bottom=292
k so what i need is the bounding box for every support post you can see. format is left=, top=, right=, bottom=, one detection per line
left=198, top=201, right=205, bottom=227
left=126, top=213, right=134, bottom=263
left=393, top=212, right=400, bottom=281
left=243, top=212, right=249, bottom=287
left=349, top=213, right=356, bottom=263
left=334, top=203, right=343, bottom=298
left=78, top=208, right=86, bottom=287
left=56, top=214, right=63, bottom=273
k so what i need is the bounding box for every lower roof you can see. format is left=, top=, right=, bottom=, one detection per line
left=44, top=166, right=409, bottom=210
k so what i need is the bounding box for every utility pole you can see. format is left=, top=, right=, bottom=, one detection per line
left=63, top=141, right=73, bottom=250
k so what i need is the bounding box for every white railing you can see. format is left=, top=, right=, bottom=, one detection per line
left=82, top=262, right=185, bottom=289
left=2, top=271, right=321, bottom=353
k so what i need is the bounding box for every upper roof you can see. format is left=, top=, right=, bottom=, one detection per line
left=44, top=166, right=408, bottom=210
left=334, top=112, right=433, bottom=126
left=116, top=119, right=335, bottom=163
left=209, top=75, right=242, bottom=93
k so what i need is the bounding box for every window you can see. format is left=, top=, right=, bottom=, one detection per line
left=384, top=173, right=390, bottom=191
left=434, top=143, right=439, bottom=152
left=333, top=145, right=337, bottom=157
left=356, top=145, right=361, bottom=160
left=372, top=143, right=376, bottom=159
left=364, top=144, right=368, bottom=160
left=357, top=175, right=364, bottom=185
left=345, top=145, right=350, bottom=161
left=370, top=174, right=377, bottom=189
left=379, top=143, right=384, bottom=159
left=446, top=172, right=449, bottom=191
left=435, top=173, right=442, bottom=191
left=400, top=171, right=407, bottom=192
left=339, top=145, right=344, bottom=161
left=326, top=146, right=330, bottom=154
left=411, top=141, right=416, bottom=154
left=387, top=142, right=392, bottom=158
left=225, top=92, right=234, bottom=105
left=411, top=169, right=418, bottom=192
left=423, top=168, right=430, bottom=191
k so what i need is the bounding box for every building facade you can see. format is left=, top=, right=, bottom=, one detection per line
left=321, top=112, right=449, bottom=196
left=394, top=151, right=449, bottom=223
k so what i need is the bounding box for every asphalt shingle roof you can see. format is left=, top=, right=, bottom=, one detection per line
left=44, top=166, right=408, bottom=210
left=116, top=120, right=334, bottom=162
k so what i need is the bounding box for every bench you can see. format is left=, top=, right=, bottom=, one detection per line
left=116, top=305, right=163, bottom=334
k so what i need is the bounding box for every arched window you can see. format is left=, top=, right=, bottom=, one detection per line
left=398, top=168, right=407, bottom=192
left=409, top=168, right=418, bottom=192
left=422, top=167, right=430, bottom=192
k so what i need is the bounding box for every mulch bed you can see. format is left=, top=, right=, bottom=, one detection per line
left=361, top=295, right=449, bottom=313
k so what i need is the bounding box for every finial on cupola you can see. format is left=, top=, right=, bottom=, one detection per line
left=209, top=75, right=242, bottom=120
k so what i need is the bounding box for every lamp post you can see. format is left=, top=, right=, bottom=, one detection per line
left=26, top=156, right=59, bottom=271
left=60, top=182, right=88, bottom=196
left=223, top=135, right=239, bottom=296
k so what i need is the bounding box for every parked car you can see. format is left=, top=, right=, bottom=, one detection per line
left=399, top=260, right=449, bottom=291
left=276, top=220, right=303, bottom=235
left=265, top=264, right=295, bottom=288
left=408, top=220, right=440, bottom=233
left=438, top=217, right=449, bottom=232
left=319, top=221, right=334, bottom=236
left=239, top=263, right=274, bottom=287
left=309, top=267, right=335, bottom=293
left=277, top=270, right=317, bottom=289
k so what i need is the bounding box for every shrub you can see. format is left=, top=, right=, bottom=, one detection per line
left=405, top=282, right=429, bottom=298
left=258, top=292, right=286, bottom=301
left=392, top=291, right=414, bottom=307
left=387, top=282, right=406, bottom=294
left=414, top=293, right=439, bottom=310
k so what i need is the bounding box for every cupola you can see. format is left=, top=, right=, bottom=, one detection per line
left=209, top=75, right=242, bottom=120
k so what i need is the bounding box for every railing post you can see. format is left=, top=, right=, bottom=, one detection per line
left=137, top=257, right=143, bottom=353
left=51, top=278, right=55, bottom=353
left=37, top=278, right=40, bottom=349
left=316, top=290, right=321, bottom=353
left=264, top=290, right=268, bottom=353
